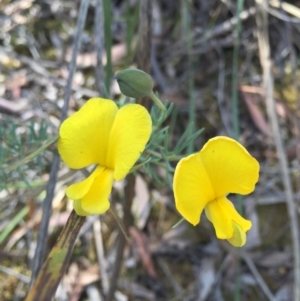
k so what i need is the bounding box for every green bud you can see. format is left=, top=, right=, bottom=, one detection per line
left=115, top=68, right=153, bottom=98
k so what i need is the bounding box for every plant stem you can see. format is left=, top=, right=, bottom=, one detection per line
left=26, top=211, right=86, bottom=301
left=231, top=1, right=244, bottom=301
left=149, top=91, right=166, bottom=111
left=106, top=174, right=135, bottom=301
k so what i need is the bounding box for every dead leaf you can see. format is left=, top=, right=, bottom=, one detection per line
left=257, top=251, right=291, bottom=268
left=196, top=258, right=216, bottom=301
left=132, top=175, right=150, bottom=229
left=0, top=97, right=28, bottom=114
left=129, top=226, right=157, bottom=278
left=5, top=72, right=28, bottom=99
left=241, top=91, right=270, bottom=136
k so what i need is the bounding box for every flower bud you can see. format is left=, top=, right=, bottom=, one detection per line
left=115, top=68, right=153, bottom=98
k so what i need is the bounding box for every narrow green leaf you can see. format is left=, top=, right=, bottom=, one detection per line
left=25, top=211, right=86, bottom=301
left=3, top=134, right=58, bottom=173
left=172, top=218, right=185, bottom=228
left=0, top=206, right=29, bottom=244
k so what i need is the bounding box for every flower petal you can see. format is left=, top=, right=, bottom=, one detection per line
left=218, top=196, right=252, bottom=232
left=66, top=166, right=103, bottom=200
left=80, top=167, right=114, bottom=215
left=73, top=199, right=91, bottom=216
left=205, top=199, right=234, bottom=239
left=106, top=104, right=152, bottom=181
left=227, top=222, right=246, bottom=247
left=174, top=153, right=215, bottom=226
left=58, top=98, right=118, bottom=169
left=199, top=136, right=259, bottom=197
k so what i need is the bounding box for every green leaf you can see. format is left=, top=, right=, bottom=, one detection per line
left=0, top=206, right=29, bottom=244
left=25, top=211, right=85, bottom=301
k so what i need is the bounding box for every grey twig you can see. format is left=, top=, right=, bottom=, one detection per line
left=30, top=0, right=91, bottom=285
left=242, top=252, right=276, bottom=301
left=0, top=265, right=30, bottom=284
left=256, top=1, right=300, bottom=301
left=30, top=155, right=60, bottom=285
left=61, top=0, right=91, bottom=121
left=216, top=47, right=231, bottom=135
left=136, top=0, right=152, bottom=109
left=94, top=0, right=105, bottom=96
left=93, top=217, right=109, bottom=295
left=222, top=242, right=276, bottom=301
left=106, top=174, right=135, bottom=301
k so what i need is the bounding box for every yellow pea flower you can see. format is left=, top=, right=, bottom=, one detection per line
left=173, top=136, right=259, bottom=247
left=58, top=98, right=152, bottom=216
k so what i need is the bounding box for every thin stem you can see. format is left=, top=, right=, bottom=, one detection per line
left=93, top=217, right=109, bottom=294
left=106, top=174, right=135, bottom=301
left=231, top=2, right=244, bottom=301
left=26, top=211, right=86, bottom=301
left=109, top=205, right=130, bottom=241
left=172, top=218, right=185, bottom=229
left=231, top=0, right=244, bottom=140
left=5, top=134, right=58, bottom=173
left=256, top=2, right=300, bottom=300
left=149, top=90, right=166, bottom=111
left=94, top=0, right=105, bottom=96
left=145, top=149, right=179, bottom=161
left=103, top=0, right=112, bottom=93
left=30, top=0, right=90, bottom=285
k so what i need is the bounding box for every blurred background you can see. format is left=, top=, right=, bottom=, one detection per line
left=1, top=0, right=300, bottom=300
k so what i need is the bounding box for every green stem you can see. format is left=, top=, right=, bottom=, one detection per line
left=149, top=91, right=166, bottom=111
left=4, top=134, right=59, bottom=173
left=109, top=205, right=129, bottom=241
left=231, top=0, right=244, bottom=140
left=26, top=211, right=86, bottom=301
left=146, top=149, right=179, bottom=161
left=172, top=217, right=185, bottom=228
left=0, top=207, right=29, bottom=244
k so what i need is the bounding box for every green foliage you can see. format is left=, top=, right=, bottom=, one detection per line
left=0, top=116, right=54, bottom=190
left=135, top=99, right=204, bottom=188
left=0, top=206, right=29, bottom=244
left=124, top=0, right=139, bottom=65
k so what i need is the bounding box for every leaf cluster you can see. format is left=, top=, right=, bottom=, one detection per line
left=134, top=98, right=204, bottom=188
left=0, top=116, right=53, bottom=190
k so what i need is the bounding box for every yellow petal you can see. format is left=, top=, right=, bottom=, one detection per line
left=106, top=104, right=152, bottom=181
left=227, top=222, right=247, bottom=247
left=174, top=153, right=215, bottom=226
left=218, top=196, right=252, bottom=232
left=73, top=199, right=91, bottom=216
left=58, top=98, right=118, bottom=169
left=199, top=136, right=259, bottom=197
left=205, top=199, right=234, bottom=239
left=80, top=167, right=114, bottom=215
left=66, top=166, right=103, bottom=200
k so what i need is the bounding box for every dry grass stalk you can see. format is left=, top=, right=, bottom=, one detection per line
left=256, top=1, right=300, bottom=301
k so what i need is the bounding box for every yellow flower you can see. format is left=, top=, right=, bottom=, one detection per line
left=58, top=98, right=152, bottom=216
left=173, top=136, right=259, bottom=247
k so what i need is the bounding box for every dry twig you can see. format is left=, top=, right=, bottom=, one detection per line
left=93, top=217, right=109, bottom=295
left=222, top=242, right=276, bottom=301
left=256, top=1, right=300, bottom=301
left=94, top=0, right=105, bottom=96
left=30, top=0, right=91, bottom=285
left=106, top=174, right=135, bottom=301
